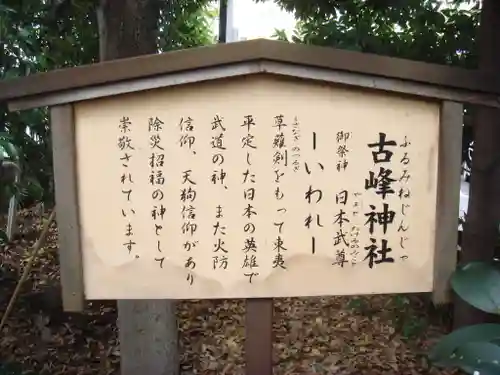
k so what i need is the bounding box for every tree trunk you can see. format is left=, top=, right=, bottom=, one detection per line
left=98, top=0, right=159, bottom=60
left=454, top=0, right=500, bottom=328
left=97, top=1, right=179, bottom=374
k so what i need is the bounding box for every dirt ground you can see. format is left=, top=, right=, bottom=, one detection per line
left=0, top=210, right=460, bottom=374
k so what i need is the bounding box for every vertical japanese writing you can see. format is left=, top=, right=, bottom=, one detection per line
left=180, top=117, right=198, bottom=285
left=179, top=116, right=196, bottom=154
left=332, top=189, right=350, bottom=267
left=363, top=132, right=397, bottom=268
left=349, top=192, right=362, bottom=266
left=149, top=117, right=166, bottom=268
left=336, top=131, right=351, bottom=172
left=117, top=116, right=138, bottom=258
left=211, top=114, right=229, bottom=271
left=241, top=114, right=259, bottom=284
left=304, top=132, right=325, bottom=255
left=272, top=114, right=288, bottom=271
left=291, top=116, right=301, bottom=172
left=398, top=136, right=412, bottom=261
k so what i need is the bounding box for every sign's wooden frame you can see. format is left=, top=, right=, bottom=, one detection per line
left=1, top=38, right=491, bottom=375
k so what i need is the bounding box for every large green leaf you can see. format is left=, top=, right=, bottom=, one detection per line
left=453, top=342, right=500, bottom=374
left=451, top=261, right=500, bottom=314
left=429, top=324, right=500, bottom=365
left=0, top=139, right=19, bottom=161
left=0, top=4, right=15, bottom=14
left=460, top=362, right=500, bottom=375
left=0, top=361, right=25, bottom=375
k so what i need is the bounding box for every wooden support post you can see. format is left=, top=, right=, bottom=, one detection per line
left=432, top=101, right=463, bottom=305
left=118, top=299, right=179, bottom=375
left=245, top=298, right=273, bottom=375
left=50, top=104, right=85, bottom=311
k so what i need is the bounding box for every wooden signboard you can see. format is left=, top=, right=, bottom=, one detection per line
left=76, top=75, right=439, bottom=300
left=2, top=39, right=500, bottom=375
left=2, top=38, right=499, bottom=309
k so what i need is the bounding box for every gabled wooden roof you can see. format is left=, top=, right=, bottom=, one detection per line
left=0, top=38, right=499, bottom=108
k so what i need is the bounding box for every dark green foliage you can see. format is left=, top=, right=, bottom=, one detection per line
left=266, top=0, right=478, bottom=186
left=0, top=0, right=216, bottom=206
left=427, top=261, right=500, bottom=373
left=265, top=0, right=479, bottom=67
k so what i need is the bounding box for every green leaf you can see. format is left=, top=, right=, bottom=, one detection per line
left=429, top=324, right=500, bottom=365
left=18, top=28, right=34, bottom=45
left=0, top=133, right=14, bottom=141
left=23, top=178, right=43, bottom=202
left=451, top=261, right=500, bottom=314
left=453, top=342, right=500, bottom=374
left=0, top=4, right=15, bottom=14
left=0, top=360, right=27, bottom=375
left=0, top=230, right=9, bottom=244
left=0, top=139, right=19, bottom=161
left=2, top=183, right=16, bottom=202
left=460, top=362, right=500, bottom=375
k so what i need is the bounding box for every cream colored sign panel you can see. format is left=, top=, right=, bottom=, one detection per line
left=75, top=75, right=440, bottom=300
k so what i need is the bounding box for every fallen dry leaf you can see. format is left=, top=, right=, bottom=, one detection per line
left=0, top=208, right=460, bottom=375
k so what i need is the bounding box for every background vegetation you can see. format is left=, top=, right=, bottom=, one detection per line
left=0, top=0, right=489, bottom=374
left=0, top=0, right=478, bottom=208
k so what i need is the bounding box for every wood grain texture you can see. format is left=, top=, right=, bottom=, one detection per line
left=50, top=104, right=85, bottom=311
left=432, top=101, right=463, bottom=305
left=117, top=299, right=179, bottom=375
left=245, top=298, right=273, bottom=375
left=9, top=63, right=500, bottom=112
left=1, top=39, right=499, bottom=104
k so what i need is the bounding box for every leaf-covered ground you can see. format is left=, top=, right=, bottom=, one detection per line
left=0, top=210, right=459, bottom=374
